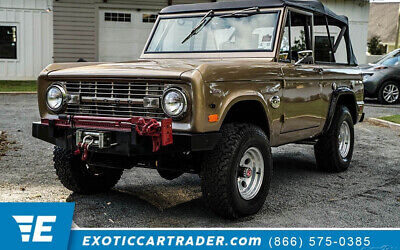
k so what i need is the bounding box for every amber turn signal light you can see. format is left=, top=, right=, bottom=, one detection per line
left=208, top=114, right=219, bottom=123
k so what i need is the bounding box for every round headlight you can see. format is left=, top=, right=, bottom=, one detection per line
left=46, top=84, right=66, bottom=113
left=162, top=88, right=187, bottom=118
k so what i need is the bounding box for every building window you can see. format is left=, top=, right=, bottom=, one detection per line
left=315, top=36, right=335, bottom=63
left=0, top=26, right=17, bottom=59
left=142, top=14, right=157, bottom=23
left=105, top=12, right=131, bottom=22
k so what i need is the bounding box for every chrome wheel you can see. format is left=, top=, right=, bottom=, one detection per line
left=338, top=121, right=351, bottom=159
left=237, top=147, right=264, bottom=200
left=383, top=84, right=399, bottom=104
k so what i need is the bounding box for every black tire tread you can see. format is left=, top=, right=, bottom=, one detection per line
left=201, top=123, right=272, bottom=219
left=53, top=146, right=123, bottom=194
left=314, top=106, right=354, bottom=172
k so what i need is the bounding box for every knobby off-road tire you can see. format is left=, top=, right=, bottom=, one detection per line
left=314, top=106, right=354, bottom=172
left=53, top=146, right=123, bottom=194
left=200, top=123, right=272, bottom=219
left=378, top=81, right=400, bottom=105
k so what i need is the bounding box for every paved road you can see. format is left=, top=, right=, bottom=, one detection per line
left=0, top=94, right=399, bottom=228
left=364, top=98, right=400, bottom=118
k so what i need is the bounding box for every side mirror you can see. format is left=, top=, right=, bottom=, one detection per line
left=294, top=50, right=314, bottom=66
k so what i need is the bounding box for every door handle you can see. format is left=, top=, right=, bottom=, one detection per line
left=313, top=68, right=324, bottom=74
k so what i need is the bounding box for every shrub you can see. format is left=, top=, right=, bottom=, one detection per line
left=368, top=36, right=387, bottom=55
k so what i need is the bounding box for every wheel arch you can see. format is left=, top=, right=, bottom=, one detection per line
left=221, top=98, right=271, bottom=140
left=323, top=88, right=358, bottom=134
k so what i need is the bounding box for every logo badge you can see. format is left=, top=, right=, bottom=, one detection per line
left=13, top=215, right=56, bottom=243
left=0, top=203, right=74, bottom=250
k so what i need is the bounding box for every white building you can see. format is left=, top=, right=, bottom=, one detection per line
left=0, top=0, right=53, bottom=80
left=320, top=0, right=370, bottom=65
left=0, top=0, right=370, bottom=80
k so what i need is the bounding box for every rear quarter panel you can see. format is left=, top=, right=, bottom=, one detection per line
left=319, top=65, right=364, bottom=125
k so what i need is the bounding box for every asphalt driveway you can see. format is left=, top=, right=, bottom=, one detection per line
left=0, top=94, right=399, bottom=228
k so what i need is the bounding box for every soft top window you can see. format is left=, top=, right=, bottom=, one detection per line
left=314, top=14, right=350, bottom=64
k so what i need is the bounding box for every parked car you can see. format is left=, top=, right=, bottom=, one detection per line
left=362, top=49, right=400, bottom=104
left=32, top=0, right=364, bottom=218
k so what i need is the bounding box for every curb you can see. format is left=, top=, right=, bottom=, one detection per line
left=366, top=118, right=400, bottom=131
left=0, top=92, right=36, bottom=95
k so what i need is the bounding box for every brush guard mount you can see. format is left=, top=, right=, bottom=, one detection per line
left=41, top=115, right=174, bottom=158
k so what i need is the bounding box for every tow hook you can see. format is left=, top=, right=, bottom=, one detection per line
left=135, top=118, right=173, bottom=152
left=74, top=135, right=94, bottom=161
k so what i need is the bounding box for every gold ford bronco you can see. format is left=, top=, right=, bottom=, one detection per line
left=33, top=0, right=365, bottom=218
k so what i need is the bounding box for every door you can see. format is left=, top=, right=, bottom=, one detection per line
left=279, top=10, right=324, bottom=134
left=98, top=9, right=157, bottom=62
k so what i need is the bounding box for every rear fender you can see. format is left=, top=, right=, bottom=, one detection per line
left=323, top=87, right=358, bottom=134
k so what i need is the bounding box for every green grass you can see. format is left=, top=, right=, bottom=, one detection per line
left=0, top=81, right=37, bottom=92
left=379, top=115, right=400, bottom=124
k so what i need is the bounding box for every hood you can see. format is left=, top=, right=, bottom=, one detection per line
left=46, top=60, right=201, bottom=79
left=45, top=58, right=278, bottom=82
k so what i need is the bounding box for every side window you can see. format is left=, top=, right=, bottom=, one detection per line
left=279, top=21, right=290, bottom=61
left=279, top=11, right=312, bottom=63
left=314, top=15, right=333, bottom=62
left=328, top=25, right=348, bottom=64
left=314, top=15, right=349, bottom=64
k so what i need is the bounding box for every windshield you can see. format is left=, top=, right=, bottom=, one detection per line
left=376, top=51, right=400, bottom=67
left=145, top=12, right=280, bottom=53
left=375, top=49, right=400, bottom=66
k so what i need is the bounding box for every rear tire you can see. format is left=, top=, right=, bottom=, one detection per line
left=53, top=147, right=123, bottom=194
left=200, top=123, right=272, bottom=219
left=378, top=81, right=400, bottom=105
left=314, top=106, right=354, bottom=172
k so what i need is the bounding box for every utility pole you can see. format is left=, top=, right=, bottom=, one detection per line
left=396, top=4, right=400, bottom=49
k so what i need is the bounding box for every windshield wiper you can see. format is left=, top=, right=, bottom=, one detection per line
left=180, top=7, right=260, bottom=44
left=181, top=10, right=214, bottom=44
left=219, top=7, right=260, bottom=18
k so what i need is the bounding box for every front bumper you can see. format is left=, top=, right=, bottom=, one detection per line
left=32, top=116, right=220, bottom=157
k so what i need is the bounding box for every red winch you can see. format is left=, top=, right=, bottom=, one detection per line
left=41, top=115, right=173, bottom=154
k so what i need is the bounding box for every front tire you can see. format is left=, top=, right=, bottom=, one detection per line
left=53, top=147, right=123, bottom=194
left=378, top=81, right=400, bottom=105
left=201, top=123, right=272, bottom=219
left=314, top=106, right=354, bottom=172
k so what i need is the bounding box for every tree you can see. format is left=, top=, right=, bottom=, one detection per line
left=368, top=36, right=386, bottom=55
left=293, top=30, right=307, bottom=52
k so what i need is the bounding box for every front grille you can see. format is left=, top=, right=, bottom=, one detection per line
left=64, top=80, right=166, bottom=119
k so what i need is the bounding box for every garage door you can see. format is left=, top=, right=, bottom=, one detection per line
left=98, top=9, right=157, bottom=62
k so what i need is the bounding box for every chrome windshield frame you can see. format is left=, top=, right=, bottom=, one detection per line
left=141, top=7, right=284, bottom=59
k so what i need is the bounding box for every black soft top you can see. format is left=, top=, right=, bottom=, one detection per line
left=160, top=0, right=357, bottom=65
left=160, top=0, right=348, bottom=25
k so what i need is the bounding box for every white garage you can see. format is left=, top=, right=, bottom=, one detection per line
left=98, top=9, right=158, bottom=62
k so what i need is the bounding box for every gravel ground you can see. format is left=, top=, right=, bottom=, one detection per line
left=0, top=94, right=399, bottom=228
